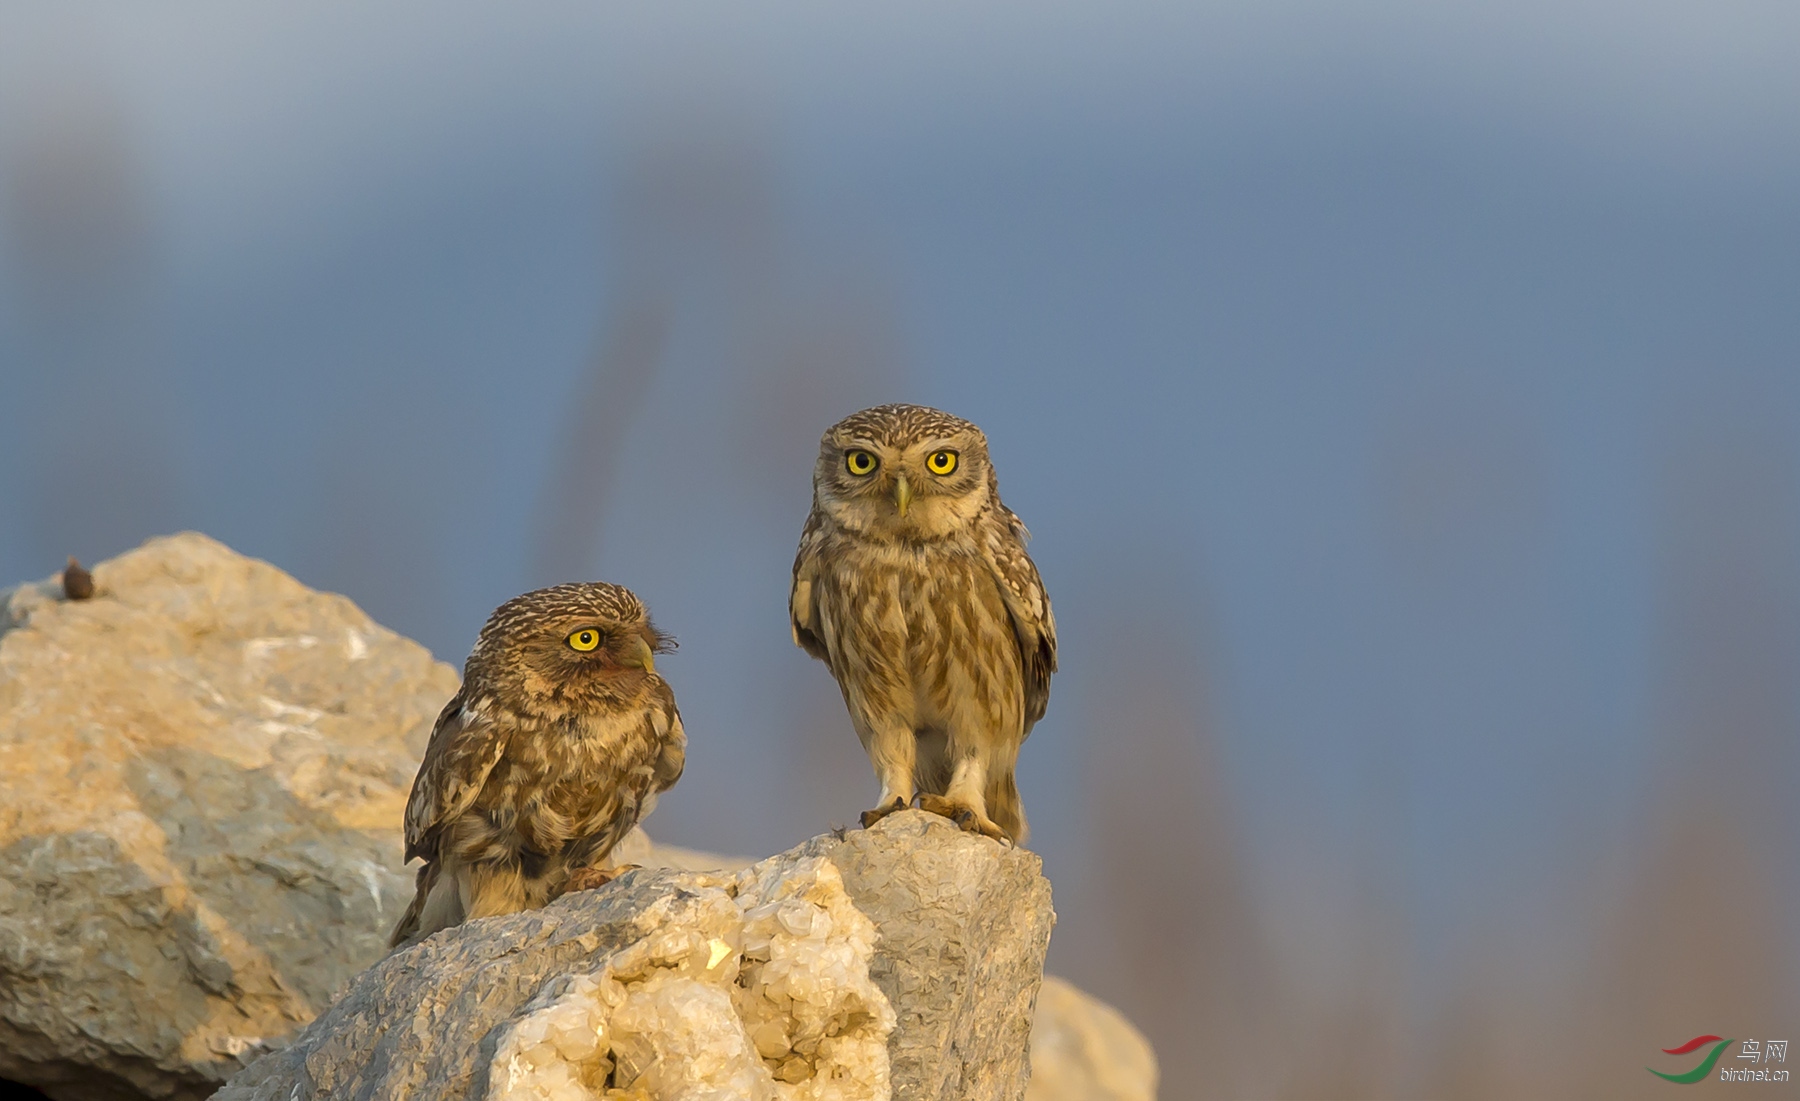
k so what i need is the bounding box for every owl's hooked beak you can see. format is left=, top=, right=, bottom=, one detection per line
left=894, top=474, right=913, bottom=518
left=623, top=634, right=657, bottom=675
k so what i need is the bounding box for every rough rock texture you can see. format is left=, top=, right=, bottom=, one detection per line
left=611, top=829, right=753, bottom=875
left=821, top=813, right=1052, bottom=1100
left=493, top=853, right=893, bottom=1101
left=217, top=810, right=1051, bottom=1101
left=218, top=862, right=889, bottom=1101
left=1024, top=977, right=1158, bottom=1101
left=611, top=839, right=1156, bottom=1101
left=610, top=841, right=1157, bottom=1101
left=0, top=534, right=459, bottom=1100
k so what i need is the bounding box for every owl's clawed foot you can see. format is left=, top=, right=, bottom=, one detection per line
left=915, top=794, right=1013, bottom=844
left=564, top=863, right=640, bottom=895
left=860, top=796, right=910, bottom=829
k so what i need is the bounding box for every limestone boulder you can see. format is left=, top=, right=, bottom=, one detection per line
left=0, top=534, right=459, bottom=1100
left=1024, top=977, right=1158, bottom=1101
left=217, top=810, right=1053, bottom=1101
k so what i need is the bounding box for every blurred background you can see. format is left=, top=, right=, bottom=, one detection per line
left=2, top=4, right=1797, bottom=1097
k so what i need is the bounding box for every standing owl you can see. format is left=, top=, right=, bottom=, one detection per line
left=790, top=404, right=1056, bottom=843
left=389, top=582, right=683, bottom=948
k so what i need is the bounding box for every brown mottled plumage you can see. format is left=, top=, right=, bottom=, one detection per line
left=790, top=404, right=1056, bottom=842
left=389, top=582, right=683, bottom=949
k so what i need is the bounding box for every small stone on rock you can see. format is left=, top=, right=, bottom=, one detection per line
left=60, top=556, right=93, bottom=600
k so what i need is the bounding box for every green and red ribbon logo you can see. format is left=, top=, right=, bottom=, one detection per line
left=1649, top=1035, right=1734, bottom=1084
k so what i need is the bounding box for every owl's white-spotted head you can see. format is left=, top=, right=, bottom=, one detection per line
left=467, top=582, right=676, bottom=713
left=812, top=404, right=995, bottom=541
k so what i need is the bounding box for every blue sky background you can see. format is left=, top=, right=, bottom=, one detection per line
left=3, top=5, right=1797, bottom=1096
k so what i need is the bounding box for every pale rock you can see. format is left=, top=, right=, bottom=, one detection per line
left=216, top=812, right=1050, bottom=1101
left=614, top=843, right=1159, bottom=1101
left=490, top=855, right=891, bottom=1101
left=813, top=812, right=1053, bottom=1101
left=0, top=533, right=458, bottom=1101
left=1023, top=977, right=1159, bottom=1101
left=611, top=828, right=753, bottom=875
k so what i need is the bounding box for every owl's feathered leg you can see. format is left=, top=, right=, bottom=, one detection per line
left=985, top=765, right=1028, bottom=844
left=459, top=859, right=529, bottom=920
left=856, top=720, right=917, bottom=829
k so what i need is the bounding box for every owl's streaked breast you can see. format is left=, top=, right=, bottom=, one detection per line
left=813, top=532, right=1024, bottom=735
left=466, top=702, right=665, bottom=856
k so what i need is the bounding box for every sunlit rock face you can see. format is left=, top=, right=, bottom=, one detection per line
left=0, top=533, right=458, bottom=1100
left=1024, top=977, right=1158, bottom=1101
left=217, top=812, right=1052, bottom=1101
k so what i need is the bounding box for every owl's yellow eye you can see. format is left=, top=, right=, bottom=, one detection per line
left=845, top=449, right=878, bottom=476
left=567, top=628, right=601, bottom=652
left=926, top=450, right=959, bottom=476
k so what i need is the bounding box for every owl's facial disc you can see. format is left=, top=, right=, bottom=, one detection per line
left=553, top=619, right=663, bottom=676
left=815, top=425, right=989, bottom=539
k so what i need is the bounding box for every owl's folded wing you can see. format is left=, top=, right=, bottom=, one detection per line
left=987, top=507, right=1059, bottom=732
left=650, top=683, right=686, bottom=794
left=789, top=509, right=830, bottom=661
left=402, top=691, right=513, bottom=863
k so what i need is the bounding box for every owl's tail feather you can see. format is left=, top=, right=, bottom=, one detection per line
left=389, top=861, right=437, bottom=949
left=987, top=769, right=1028, bottom=845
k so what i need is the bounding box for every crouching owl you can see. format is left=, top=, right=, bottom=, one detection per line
left=789, top=403, right=1057, bottom=843
left=390, top=582, right=683, bottom=948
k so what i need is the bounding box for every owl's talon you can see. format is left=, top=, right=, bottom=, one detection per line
left=959, top=812, right=1012, bottom=844
left=914, top=793, right=955, bottom=820
left=916, top=794, right=1012, bottom=844
left=564, top=863, right=640, bottom=895
left=860, top=797, right=909, bottom=829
